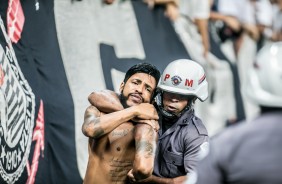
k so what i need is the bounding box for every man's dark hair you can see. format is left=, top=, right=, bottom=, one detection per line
left=123, top=63, right=160, bottom=85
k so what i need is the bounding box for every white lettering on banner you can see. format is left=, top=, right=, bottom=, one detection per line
left=54, top=1, right=146, bottom=177
left=0, top=18, right=10, bottom=45
left=0, top=17, right=35, bottom=184
left=26, top=100, right=45, bottom=184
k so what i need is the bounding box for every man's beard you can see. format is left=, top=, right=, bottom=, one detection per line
left=119, top=91, right=130, bottom=109
left=119, top=90, right=145, bottom=108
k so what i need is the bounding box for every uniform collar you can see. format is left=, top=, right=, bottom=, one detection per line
left=178, top=108, right=194, bottom=125
left=158, top=109, right=194, bottom=139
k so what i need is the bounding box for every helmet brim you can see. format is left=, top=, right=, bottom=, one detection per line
left=158, top=83, right=208, bottom=102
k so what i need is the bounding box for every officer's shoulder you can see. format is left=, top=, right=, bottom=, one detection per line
left=191, top=116, right=208, bottom=136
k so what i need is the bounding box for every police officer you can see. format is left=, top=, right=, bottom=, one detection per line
left=89, top=59, right=210, bottom=183
left=138, top=59, right=209, bottom=183
left=190, top=42, right=282, bottom=184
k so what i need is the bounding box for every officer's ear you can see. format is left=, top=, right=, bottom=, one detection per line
left=190, top=97, right=197, bottom=104
left=185, top=96, right=196, bottom=106
left=151, top=88, right=161, bottom=103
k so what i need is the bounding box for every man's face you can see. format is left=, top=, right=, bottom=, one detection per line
left=120, top=73, right=156, bottom=108
left=162, top=91, right=188, bottom=115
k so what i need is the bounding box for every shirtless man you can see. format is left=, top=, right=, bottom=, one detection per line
left=82, top=63, right=161, bottom=184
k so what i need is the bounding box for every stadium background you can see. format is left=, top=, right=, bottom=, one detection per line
left=0, top=0, right=249, bottom=183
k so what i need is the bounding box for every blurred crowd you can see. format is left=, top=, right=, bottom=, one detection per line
left=98, top=0, right=282, bottom=135
left=138, top=0, right=282, bottom=135
left=144, top=0, right=282, bottom=53
left=95, top=1, right=282, bottom=183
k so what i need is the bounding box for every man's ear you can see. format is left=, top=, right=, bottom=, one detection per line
left=119, top=82, right=125, bottom=93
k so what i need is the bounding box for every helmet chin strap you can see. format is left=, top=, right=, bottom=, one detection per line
left=155, top=91, right=195, bottom=120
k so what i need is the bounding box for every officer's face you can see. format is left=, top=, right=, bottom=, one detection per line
left=162, top=91, right=188, bottom=115
left=119, top=73, right=156, bottom=108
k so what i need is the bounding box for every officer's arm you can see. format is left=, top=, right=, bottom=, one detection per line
left=88, top=90, right=123, bottom=113
left=184, top=135, right=209, bottom=173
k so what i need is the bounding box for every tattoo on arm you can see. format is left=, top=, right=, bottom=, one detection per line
left=136, top=140, right=154, bottom=158
left=87, top=118, right=105, bottom=138
left=147, top=126, right=155, bottom=137
left=83, top=106, right=105, bottom=138
left=92, top=127, right=104, bottom=138
left=135, top=125, right=156, bottom=158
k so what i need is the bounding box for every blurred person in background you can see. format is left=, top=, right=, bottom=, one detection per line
left=255, top=0, right=274, bottom=50
left=269, top=0, right=282, bottom=41
left=212, top=0, right=268, bottom=123
left=210, top=0, right=243, bottom=58
left=145, top=0, right=211, bottom=61
left=186, top=42, right=282, bottom=184
left=210, top=0, right=261, bottom=58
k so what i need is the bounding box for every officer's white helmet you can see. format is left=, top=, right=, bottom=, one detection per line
left=158, top=59, right=208, bottom=102
left=245, top=42, right=282, bottom=108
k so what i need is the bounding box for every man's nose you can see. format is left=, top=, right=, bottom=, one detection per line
left=167, top=94, right=180, bottom=102
left=170, top=98, right=179, bottom=102
left=135, top=84, right=143, bottom=93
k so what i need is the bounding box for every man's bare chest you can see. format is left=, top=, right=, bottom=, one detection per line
left=108, top=122, right=134, bottom=144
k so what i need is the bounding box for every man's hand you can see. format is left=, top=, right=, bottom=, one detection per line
left=165, top=2, right=179, bottom=21
left=144, top=0, right=155, bottom=9
left=128, top=174, right=186, bottom=184
left=132, top=103, right=159, bottom=120
left=127, top=169, right=136, bottom=183
left=127, top=169, right=152, bottom=183
left=224, top=16, right=241, bottom=32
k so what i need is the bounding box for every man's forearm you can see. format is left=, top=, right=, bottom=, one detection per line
left=142, top=175, right=186, bottom=184
left=146, top=175, right=173, bottom=184
left=83, top=102, right=159, bottom=139
left=88, top=90, right=123, bottom=113
left=133, top=123, right=157, bottom=181
left=82, top=105, right=138, bottom=139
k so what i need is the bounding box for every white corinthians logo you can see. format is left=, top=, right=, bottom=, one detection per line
left=0, top=19, right=35, bottom=184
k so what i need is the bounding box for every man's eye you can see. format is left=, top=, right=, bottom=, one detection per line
left=146, top=88, right=152, bottom=92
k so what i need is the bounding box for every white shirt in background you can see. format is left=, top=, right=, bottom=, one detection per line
left=179, top=0, right=210, bottom=21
